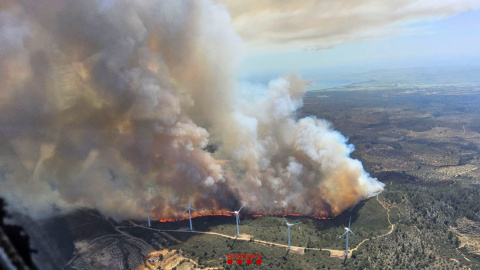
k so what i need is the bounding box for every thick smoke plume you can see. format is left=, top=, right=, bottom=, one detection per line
left=0, top=0, right=384, bottom=220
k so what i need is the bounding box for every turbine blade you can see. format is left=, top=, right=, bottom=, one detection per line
left=350, top=230, right=355, bottom=236
left=183, top=209, right=188, bottom=213
left=228, top=211, right=234, bottom=213
left=348, top=216, right=351, bottom=229
left=283, top=216, right=289, bottom=223
left=238, top=204, right=244, bottom=212
left=190, top=208, right=197, bottom=212
left=339, top=231, right=347, bottom=238
left=292, top=222, right=301, bottom=225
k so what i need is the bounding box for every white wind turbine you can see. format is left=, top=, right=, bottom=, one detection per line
left=228, top=205, right=244, bottom=237
left=339, top=216, right=355, bottom=259
left=283, top=216, right=301, bottom=250
left=183, top=200, right=197, bottom=231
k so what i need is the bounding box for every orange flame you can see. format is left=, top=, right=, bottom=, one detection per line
left=158, top=213, right=332, bottom=223
left=313, top=216, right=332, bottom=220
left=159, top=213, right=233, bottom=223
left=284, top=213, right=302, bottom=217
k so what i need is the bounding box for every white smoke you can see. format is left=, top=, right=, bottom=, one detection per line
left=229, top=75, right=384, bottom=215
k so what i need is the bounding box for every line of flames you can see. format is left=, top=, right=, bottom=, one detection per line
left=159, top=213, right=231, bottom=223
left=158, top=213, right=333, bottom=223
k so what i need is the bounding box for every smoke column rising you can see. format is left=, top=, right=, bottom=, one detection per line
left=0, top=0, right=384, bottom=220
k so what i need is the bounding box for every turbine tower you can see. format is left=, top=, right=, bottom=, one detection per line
left=183, top=200, right=197, bottom=231
left=145, top=203, right=151, bottom=227
left=283, top=216, right=301, bottom=250
left=339, top=216, right=355, bottom=259
left=228, top=205, right=244, bottom=237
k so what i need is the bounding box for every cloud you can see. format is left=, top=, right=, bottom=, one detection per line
left=217, top=0, right=480, bottom=52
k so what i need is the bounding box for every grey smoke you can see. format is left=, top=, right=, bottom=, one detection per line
left=0, top=0, right=383, bottom=221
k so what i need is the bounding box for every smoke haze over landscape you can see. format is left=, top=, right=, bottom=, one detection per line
left=0, top=0, right=384, bottom=221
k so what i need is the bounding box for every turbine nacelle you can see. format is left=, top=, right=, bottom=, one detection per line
left=283, top=216, right=301, bottom=227
left=183, top=201, right=197, bottom=213
left=228, top=204, right=245, bottom=215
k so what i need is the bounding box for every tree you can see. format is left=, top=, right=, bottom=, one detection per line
left=454, top=237, right=460, bottom=247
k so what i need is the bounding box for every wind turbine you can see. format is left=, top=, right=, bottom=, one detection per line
left=145, top=203, right=151, bottom=227
left=228, top=205, right=244, bottom=237
left=339, top=216, right=355, bottom=259
left=283, top=216, right=301, bottom=250
left=183, top=200, right=197, bottom=231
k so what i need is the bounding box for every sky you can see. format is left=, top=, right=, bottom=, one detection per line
left=218, top=1, right=480, bottom=81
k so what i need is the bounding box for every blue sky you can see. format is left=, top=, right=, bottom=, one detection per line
left=238, top=9, right=480, bottom=81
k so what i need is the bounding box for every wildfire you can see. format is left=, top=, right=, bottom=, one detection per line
left=158, top=213, right=332, bottom=223
left=159, top=218, right=181, bottom=222
left=313, top=216, right=332, bottom=220
left=159, top=213, right=232, bottom=223
left=283, top=213, right=302, bottom=217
